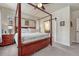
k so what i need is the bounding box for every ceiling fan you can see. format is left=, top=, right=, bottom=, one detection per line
left=35, top=3, right=48, bottom=10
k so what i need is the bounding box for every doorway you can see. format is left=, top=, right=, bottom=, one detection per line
left=76, top=18, right=79, bottom=43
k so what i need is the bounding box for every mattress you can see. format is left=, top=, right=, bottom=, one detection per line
left=14, top=32, right=50, bottom=46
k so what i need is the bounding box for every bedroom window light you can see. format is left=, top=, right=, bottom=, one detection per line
left=8, top=26, right=12, bottom=29
left=44, top=21, right=50, bottom=33
left=8, top=26, right=13, bottom=34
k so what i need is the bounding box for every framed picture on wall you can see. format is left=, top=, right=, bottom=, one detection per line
left=25, top=20, right=36, bottom=27
left=8, top=16, right=13, bottom=26
left=29, top=20, right=36, bottom=27
left=60, top=21, right=65, bottom=26
left=25, top=20, right=29, bottom=26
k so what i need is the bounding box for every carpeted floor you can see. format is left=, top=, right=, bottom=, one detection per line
left=0, top=43, right=79, bottom=56
left=0, top=44, right=18, bottom=56
left=32, top=43, right=79, bottom=56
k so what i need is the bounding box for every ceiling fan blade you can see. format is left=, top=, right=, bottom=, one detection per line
left=42, top=3, right=49, bottom=4
left=42, top=5, right=45, bottom=10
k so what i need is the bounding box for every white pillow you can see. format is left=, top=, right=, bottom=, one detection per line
left=21, top=28, right=28, bottom=33
left=21, top=28, right=32, bottom=33
left=28, top=28, right=31, bottom=32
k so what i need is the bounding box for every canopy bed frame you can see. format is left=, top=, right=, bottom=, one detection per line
left=15, top=3, right=53, bottom=56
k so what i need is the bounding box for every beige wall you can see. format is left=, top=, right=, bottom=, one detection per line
left=0, top=6, right=15, bottom=34
left=36, top=20, right=40, bottom=32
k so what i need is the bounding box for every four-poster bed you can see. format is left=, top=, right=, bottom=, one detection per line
left=15, top=3, right=53, bottom=56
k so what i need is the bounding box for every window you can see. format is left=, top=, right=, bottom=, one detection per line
left=44, top=20, right=50, bottom=33
left=8, top=26, right=13, bottom=34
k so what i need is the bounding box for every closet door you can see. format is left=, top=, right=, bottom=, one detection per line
left=0, top=11, right=2, bottom=43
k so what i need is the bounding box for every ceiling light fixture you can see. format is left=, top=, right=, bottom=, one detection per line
left=37, top=3, right=42, bottom=8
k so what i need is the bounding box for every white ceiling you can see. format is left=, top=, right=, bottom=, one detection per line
left=22, top=4, right=48, bottom=19
left=0, top=3, right=79, bottom=19
left=70, top=3, right=79, bottom=11
left=0, top=3, right=48, bottom=19
left=43, top=3, right=79, bottom=13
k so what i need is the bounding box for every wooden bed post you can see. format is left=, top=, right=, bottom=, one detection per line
left=18, top=3, right=22, bottom=56
left=50, top=15, right=52, bottom=46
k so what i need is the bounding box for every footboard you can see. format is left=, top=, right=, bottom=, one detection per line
left=21, top=37, right=50, bottom=56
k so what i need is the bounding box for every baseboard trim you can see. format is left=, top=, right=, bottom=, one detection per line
left=55, top=41, right=70, bottom=47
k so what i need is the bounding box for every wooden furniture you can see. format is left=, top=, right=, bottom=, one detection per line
left=2, top=34, right=14, bottom=46
left=15, top=3, right=53, bottom=56
left=21, top=37, right=50, bottom=56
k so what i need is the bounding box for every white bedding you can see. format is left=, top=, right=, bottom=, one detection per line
left=14, top=32, right=49, bottom=46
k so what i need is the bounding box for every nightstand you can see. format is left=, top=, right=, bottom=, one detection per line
left=2, top=34, right=14, bottom=46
